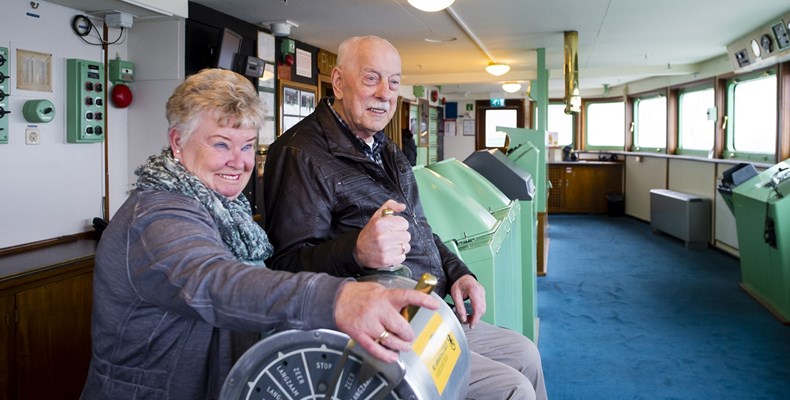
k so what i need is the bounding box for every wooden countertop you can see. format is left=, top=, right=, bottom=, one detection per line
left=0, top=239, right=97, bottom=292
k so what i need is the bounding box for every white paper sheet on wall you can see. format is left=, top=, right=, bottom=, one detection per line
left=296, top=48, right=312, bottom=78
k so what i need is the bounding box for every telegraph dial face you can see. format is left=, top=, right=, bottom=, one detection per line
left=221, top=329, right=409, bottom=400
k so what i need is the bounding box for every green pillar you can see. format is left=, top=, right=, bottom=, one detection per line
left=533, top=48, right=549, bottom=133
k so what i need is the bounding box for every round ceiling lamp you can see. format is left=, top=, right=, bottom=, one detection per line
left=485, top=62, right=510, bottom=76
left=501, top=82, right=522, bottom=93
left=408, top=0, right=455, bottom=12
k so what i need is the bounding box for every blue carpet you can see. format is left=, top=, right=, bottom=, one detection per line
left=537, top=215, right=790, bottom=400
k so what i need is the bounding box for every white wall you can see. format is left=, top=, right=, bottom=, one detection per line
left=0, top=0, right=126, bottom=247
left=624, top=155, right=667, bottom=221
left=122, top=18, right=184, bottom=214
left=0, top=0, right=183, bottom=248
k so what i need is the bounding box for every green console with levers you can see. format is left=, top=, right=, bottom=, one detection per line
left=725, top=159, right=790, bottom=323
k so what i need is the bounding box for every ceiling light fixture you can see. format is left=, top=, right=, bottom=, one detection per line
left=501, top=82, right=522, bottom=93
left=265, top=20, right=298, bottom=37
left=408, top=0, right=455, bottom=12
left=485, top=62, right=510, bottom=76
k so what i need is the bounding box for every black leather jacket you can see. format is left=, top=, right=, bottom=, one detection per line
left=263, top=98, right=473, bottom=298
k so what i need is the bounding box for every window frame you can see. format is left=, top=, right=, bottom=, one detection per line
left=583, top=99, right=626, bottom=151
left=676, top=84, right=716, bottom=157
left=630, top=92, right=668, bottom=153
left=722, top=68, right=778, bottom=162
left=547, top=100, right=576, bottom=147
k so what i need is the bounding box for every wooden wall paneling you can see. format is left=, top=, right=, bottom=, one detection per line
left=0, top=295, right=15, bottom=400
left=16, top=270, right=93, bottom=399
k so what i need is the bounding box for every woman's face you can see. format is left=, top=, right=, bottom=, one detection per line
left=171, top=116, right=257, bottom=200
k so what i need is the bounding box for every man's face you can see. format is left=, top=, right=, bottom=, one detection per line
left=332, top=40, right=402, bottom=140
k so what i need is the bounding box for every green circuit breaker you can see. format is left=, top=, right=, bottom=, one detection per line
left=0, top=47, right=9, bottom=144
left=66, top=58, right=105, bottom=143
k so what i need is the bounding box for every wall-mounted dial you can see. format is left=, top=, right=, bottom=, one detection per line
left=751, top=39, right=761, bottom=57
left=761, top=34, right=774, bottom=54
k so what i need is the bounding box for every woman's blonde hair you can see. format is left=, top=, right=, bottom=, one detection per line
left=166, top=68, right=264, bottom=144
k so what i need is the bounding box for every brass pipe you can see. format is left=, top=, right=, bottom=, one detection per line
left=564, top=31, right=580, bottom=114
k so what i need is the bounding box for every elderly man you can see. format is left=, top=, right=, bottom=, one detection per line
left=264, top=36, right=547, bottom=400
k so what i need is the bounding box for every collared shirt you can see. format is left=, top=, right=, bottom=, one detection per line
left=326, top=97, right=384, bottom=166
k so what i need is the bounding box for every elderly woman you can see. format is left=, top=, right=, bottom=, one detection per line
left=80, top=69, right=436, bottom=399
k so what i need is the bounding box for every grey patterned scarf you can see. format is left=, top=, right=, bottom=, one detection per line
left=135, top=149, right=273, bottom=264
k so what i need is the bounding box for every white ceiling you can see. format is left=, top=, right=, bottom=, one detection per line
left=60, top=0, right=790, bottom=99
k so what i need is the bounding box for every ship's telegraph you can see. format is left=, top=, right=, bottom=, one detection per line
left=220, top=273, right=471, bottom=399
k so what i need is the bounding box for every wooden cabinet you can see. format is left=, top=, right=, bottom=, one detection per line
left=548, top=162, right=624, bottom=213
left=0, top=240, right=95, bottom=400
left=1, top=294, right=14, bottom=400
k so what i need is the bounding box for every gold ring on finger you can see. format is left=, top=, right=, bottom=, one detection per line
left=376, top=329, right=390, bottom=343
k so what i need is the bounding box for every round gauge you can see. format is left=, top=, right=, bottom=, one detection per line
left=751, top=39, right=761, bottom=57
left=761, top=34, right=773, bottom=53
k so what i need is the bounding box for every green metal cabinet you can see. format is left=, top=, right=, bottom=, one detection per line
left=413, top=166, right=524, bottom=334
left=497, top=127, right=549, bottom=277
left=461, top=151, right=540, bottom=340
left=499, top=127, right=546, bottom=213
left=428, top=158, right=537, bottom=339
left=731, top=159, right=790, bottom=322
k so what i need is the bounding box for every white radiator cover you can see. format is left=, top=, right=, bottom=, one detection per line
left=650, top=189, right=711, bottom=249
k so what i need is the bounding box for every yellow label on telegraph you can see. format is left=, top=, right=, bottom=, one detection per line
left=412, top=312, right=461, bottom=395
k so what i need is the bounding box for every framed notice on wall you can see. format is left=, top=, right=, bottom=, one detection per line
left=463, top=119, right=476, bottom=136
left=279, top=79, right=317, bottom=136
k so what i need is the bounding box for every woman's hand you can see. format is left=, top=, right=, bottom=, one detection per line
left=334, top=281, right=438, bottom=362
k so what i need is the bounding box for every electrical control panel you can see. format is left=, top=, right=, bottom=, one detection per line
left=66, top=58, right=105, bottom=143
left=727, top=12, right=790, bottom=73
left=0, top=47, right=9, bottom=144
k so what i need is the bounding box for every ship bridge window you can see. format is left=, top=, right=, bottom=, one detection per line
left=548, top=102, right=574, bottom=147
left=678, top=87, right=715, bottom=155
left=725, top=72, right=777, bottom=161
left=585, top=100, right=624, bottom=150
left=633, top=96, right=667, bottom=152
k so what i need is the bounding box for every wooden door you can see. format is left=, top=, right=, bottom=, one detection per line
left=547, top=165, right=566, bottom=211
